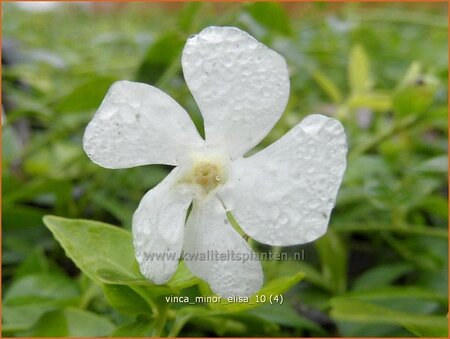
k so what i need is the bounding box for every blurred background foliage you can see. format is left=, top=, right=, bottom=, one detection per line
left=2, top=1, right=448, bottom=337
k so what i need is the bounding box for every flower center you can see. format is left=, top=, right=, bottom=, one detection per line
left=179, top=152, right=228, bottom=196
left=191, top=161, right=222, bottom=192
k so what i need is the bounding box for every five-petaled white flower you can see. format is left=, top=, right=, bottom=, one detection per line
left=83, top=26, right=347, bottom=298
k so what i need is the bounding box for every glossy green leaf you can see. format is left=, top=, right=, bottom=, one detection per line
left=44, top=215, right=198, bottom=295
left=43, top=215, right=140, bottom=282
left=96, top=260, right=199, bottom=292
left=210, top=272, right=304, bottom=312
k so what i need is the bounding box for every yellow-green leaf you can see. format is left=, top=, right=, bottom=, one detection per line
left=348, top=44, right=371, bottom=94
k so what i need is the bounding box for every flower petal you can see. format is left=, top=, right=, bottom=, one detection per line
left=183, top=195, right=263, bottom=298
left=182, top=26, right=290, bottom=159
left=133, top=168, right=193, bottom=284
left=83, top=81, right=204, bottom=169
left=219, top=114, right=347, bottom=246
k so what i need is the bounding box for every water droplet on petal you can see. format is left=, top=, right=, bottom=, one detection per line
left=279, top=213, right=289, bottom=225
left=130, top=100, right=140, bottom=109
left=270, top=206, right=281, bottom=219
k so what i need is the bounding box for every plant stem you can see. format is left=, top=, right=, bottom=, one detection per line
left=132, top=286, right=160, bottom=317
left=78, top=279, right=100, bottom=309
left=152, top=303, right=169, bottom=337
left=349, top=115, right=420, bottom=160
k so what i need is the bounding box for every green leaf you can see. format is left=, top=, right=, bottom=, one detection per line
left=393, top=62, right=439, bottom=115
left=416, top=155, right=448, bottom=174
left=24, top=141, right=83, bottom=179
left=4, top=177, right=72, bottom=206
left=43, top=215, right=140, bottom=283
left=177, top=2, right=203, bottom=32
left=291, top=261, right=331, bottom=291
left=96, top=260, right=199, bottom=292
left=330, top=298, right=448, bottom=337
left=3, top=273, right=79, bottom=331
left=396, top=61, right=422, bottom=89
left=111, top=314, right=154, bottom=337
left=348, top=92, right=392, bottom=111
left=3, top=272, right=79, bottom=304
left=187, top=313, right=249, bottom=336
left=43, top=215, right=198, bottom=295
left=415, top=196, right=448, bottom=220
left=14, top=248, right=55, bottom=279
left=22, top=308, right=115, bottom=337
left=244, top=2, right=292, bottom=35
left=168, top=260, right=200, bottom=291
left=248, top=303, right=326, bottom=334
left=2, top=205, right=50, bottom=264
left=210, top=272, right=304, bottom=312
left=315, top=230, right=347, bottom=293
left=55, top=76, right=117, bottom=114
left=96, top=268, right=148, bottom=285
left=95, top=268, right=148, bottom=285
left=343, top=286, right=447, bottom=304
left=352, top=263, right=413, bottom=291
left=102, top=284, right=152, bottom=315
left=405, top=321, right=449, bottom=337
left=90, top=191, right=134, bottom=227
left=348, top=44, right=370, bottom=95
left=135, top=31, right=184, bottom=84
left=168, top=306, right=212, bottom=337
left=2, top=122, right=23, bottom=163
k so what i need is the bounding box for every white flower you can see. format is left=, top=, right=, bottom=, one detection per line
left=83, top=26, right=347, bottom=298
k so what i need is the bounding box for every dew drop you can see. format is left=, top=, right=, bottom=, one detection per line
left=130, top=100, right=140, bottom=109
left=308, top=199, right=320, bottom=209
left=270, top=206, right=281, bottom=219
left=279, top=213, right=289, bottom=225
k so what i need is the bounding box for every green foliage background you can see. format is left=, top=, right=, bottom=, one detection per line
left=2, top=2, right=448, bottom=337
